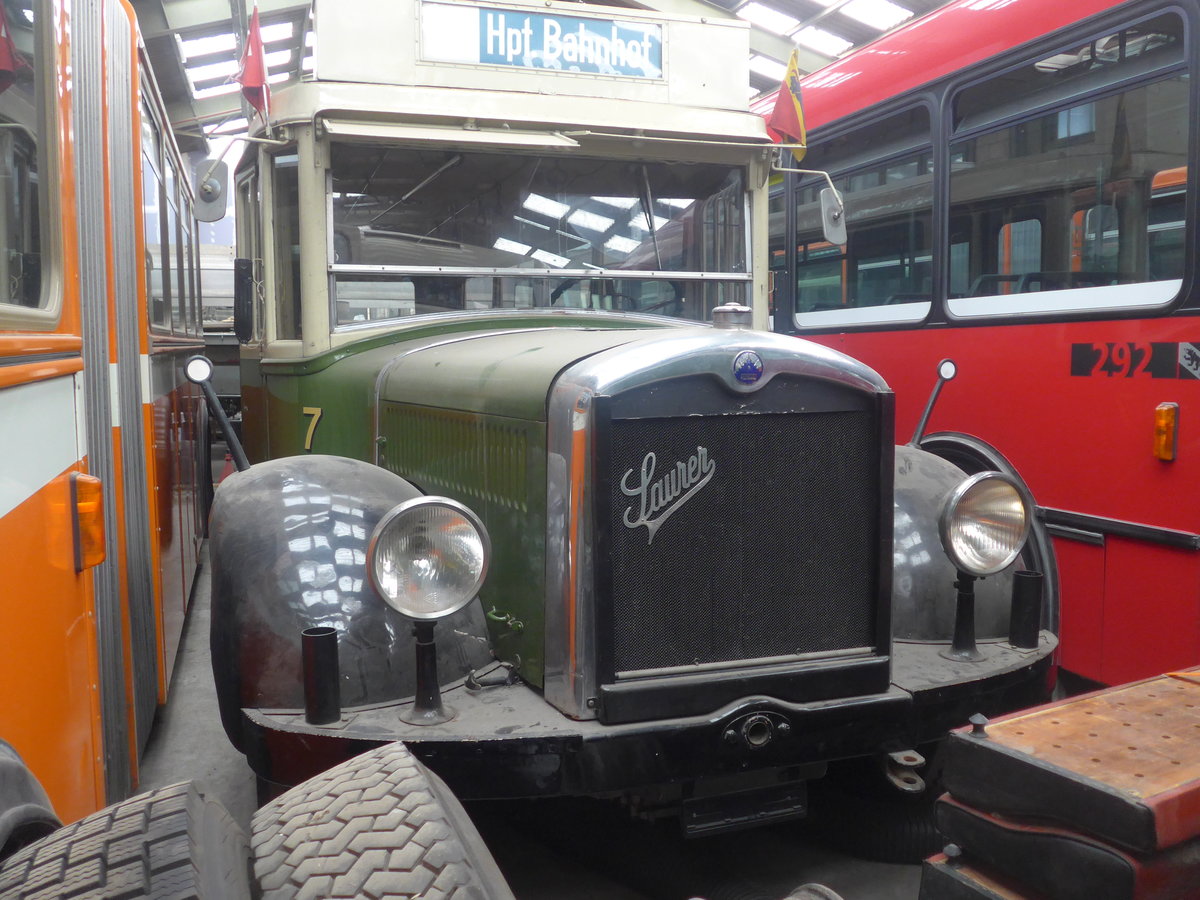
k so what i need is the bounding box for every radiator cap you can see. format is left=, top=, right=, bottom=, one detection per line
left=712, top=303, right=752, bottom=329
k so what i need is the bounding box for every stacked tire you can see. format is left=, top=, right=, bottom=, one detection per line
left=252, top=742, right=514, bottom=900
left=0, top=742, right=514, bottom=899
left=0, top=782, right=251, bottom=899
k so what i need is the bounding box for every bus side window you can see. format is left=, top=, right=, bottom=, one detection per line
left=1148, top=177, right=1185, bottom=281
left=0, top=5, right=43, bottom=315
left=948, top=12, right=1188, bottom=316
left=790, top=105, right=933, bottom=326
left=272, top=153, right=301, bottom=340
left=142, top=98, right=170, bottom=330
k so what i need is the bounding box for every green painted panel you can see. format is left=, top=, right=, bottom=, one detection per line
left=380, top=402, right=548, bottom=684
left=375, top=327, right=658, bottom=421
left=250, top=318, right=673, bottom=458
left=262, top=347, right=395, bottom=461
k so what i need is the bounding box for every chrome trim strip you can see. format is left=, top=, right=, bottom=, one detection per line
left=1038, top=507, right=1200, bottom=550
left=334, top=305, right=703, bottom=336
left=78, top=0, right=131, bottom=801
left=617, top=646, right=876, bottom=680
left=0, top=351, right=78, bottom=366
left=110, top=5, right=158, bottom=756
left=1043, top=523, right=1105, bottom=547
left=331, top=264, right=751, bottom=280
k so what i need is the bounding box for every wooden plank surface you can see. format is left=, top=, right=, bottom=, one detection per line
left=983, top=671, right=1200, bottom=800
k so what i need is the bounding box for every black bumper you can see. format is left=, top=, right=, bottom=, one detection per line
left=243, top=635, right=1056, bottom=800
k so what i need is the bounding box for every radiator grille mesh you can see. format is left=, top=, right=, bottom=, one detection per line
left=606, top=410, right=879, bottom=675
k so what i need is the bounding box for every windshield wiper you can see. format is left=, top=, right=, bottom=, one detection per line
left=637, top=164, right=663, bottom=269
left=369, top=155, right=463, bottom=225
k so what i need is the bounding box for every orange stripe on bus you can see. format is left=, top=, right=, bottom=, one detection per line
left=0, top=335, right=83, bottom=358
left=142, top=399, right=170, bottom=705
left=0, top=468, right=105, bottom=823
left=0, top=357, right=84, bottom=390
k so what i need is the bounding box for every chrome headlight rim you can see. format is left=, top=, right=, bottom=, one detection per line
left=367, top=495, right=491, bottom=620
left=938, top=471, right=1031, bottom=577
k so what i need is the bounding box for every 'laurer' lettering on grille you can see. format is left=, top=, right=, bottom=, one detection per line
left=621, top=447, right=715, bottom=544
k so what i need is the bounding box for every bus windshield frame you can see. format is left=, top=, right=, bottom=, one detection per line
left=324, top=142, right=751, bottom=327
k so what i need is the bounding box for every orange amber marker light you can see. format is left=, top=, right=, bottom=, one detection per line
left=1153, top=402, right=1179, bottom=462
left=70, top=473, right=106, bottom=571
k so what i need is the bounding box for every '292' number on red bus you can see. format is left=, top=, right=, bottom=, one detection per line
left=1089, top=342, right=1152, bottom=378
left=1069, top=342, right=1197, bottom=380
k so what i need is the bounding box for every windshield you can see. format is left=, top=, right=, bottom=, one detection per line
left=328, top=144, right=748, bottom=325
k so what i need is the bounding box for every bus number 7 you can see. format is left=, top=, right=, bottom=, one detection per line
left=303, top=407, right=323, bottom=451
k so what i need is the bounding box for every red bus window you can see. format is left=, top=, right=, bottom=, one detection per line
left=791, top=105, right=932, bottom=326
left=948, top=13, right=1187, bottom=317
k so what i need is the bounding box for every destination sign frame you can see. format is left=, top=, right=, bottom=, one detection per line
left=421, top=2, right=665, bottom=80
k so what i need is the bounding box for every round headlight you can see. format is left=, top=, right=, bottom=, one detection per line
left=367, top=497, right=490, bottom=620
left=938, top=472, right=1030, bottom=577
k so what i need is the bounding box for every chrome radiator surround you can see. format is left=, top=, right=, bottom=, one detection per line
left=543, top=328, right=894, bottom=721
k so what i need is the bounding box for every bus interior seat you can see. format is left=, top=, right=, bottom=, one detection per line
left=1016, top=271, right=1129, bottom=292
left=968, top=273, right=1021, bottom=296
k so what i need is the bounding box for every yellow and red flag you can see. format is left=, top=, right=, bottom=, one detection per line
left=766, top=50, right=806, bottom=163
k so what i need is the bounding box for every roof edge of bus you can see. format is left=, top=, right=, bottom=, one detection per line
left=755, top=0, right=1130, bottom=132
left=258, top=80, right=770, bottom=146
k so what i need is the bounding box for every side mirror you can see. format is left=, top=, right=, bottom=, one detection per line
left=193, top=159, right=228, bottom=223
left=233, top=258, right=254, bottom=344
left=820, top=187, right=847, bottom=246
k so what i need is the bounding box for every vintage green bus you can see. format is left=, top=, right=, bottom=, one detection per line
left=205, top=0, right=1058, bottom=843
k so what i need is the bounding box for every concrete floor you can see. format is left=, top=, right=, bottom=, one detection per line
left=137, top=549, right=258, bottom=832
left=138, top=544, right=923, bottom=900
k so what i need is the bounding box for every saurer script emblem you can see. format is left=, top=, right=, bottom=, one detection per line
left=621, top=447, right=715, bottom=544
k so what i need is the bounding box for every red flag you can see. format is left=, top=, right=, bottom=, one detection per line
left=0, top=4, right=22, bottom=95
left=766, top=50, right=806, bottom=163
left=236, top=7, right=270, bottom=120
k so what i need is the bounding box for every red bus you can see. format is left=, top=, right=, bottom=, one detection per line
left=766, top=0, right=1198, bottom=689
left=0, top=0, right=208, bottom=821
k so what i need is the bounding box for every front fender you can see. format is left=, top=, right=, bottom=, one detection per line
left=892, top=445, right=1020, bottom=641
left=208, top=455, right=494, bottom=750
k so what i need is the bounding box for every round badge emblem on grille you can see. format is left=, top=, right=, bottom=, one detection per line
left=733, top=350, right=764, bottom=385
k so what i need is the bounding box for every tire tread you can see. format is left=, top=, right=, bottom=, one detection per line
left=252, top=742, right=514, bottom=900
left=0, top=782, right=251, bottom=899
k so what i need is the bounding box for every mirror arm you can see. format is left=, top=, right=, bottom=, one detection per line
left=770, top=152, right=845, bottom=243
left=185, top=355, right=251, bottom=472
left=774, top=165, right=843, bottom=211
left=770, top=160, right=838, bottom=196
left=910, top=359, right=958, bottom=447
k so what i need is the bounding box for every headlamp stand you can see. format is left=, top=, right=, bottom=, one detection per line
left=402, top=619, right=455, bottom=725
left=940, top=571, right=985, bottom=662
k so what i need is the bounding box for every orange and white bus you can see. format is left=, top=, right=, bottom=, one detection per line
left=0, top=0, right=207, bottom=822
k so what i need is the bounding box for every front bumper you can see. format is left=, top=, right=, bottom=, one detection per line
left=243, top=634, right=1056, bottom=799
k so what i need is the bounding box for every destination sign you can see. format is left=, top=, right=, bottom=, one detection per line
left=422, top=2, right=664, bottom=79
